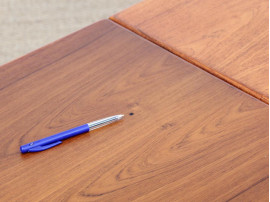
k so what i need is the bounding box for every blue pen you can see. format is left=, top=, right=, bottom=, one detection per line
left=20, top=114, right=124, bottom=153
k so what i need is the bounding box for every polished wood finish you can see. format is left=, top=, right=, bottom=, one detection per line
left=111, top=0, right=269, bottom=103
left=0, top=20, right=268, bottom=201
left=229, top=177, right=269, bottom=202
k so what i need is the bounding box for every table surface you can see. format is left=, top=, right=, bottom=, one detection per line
left=111, top=0, right=269, bottom=104
left=0, top=20, right=268, bottom=201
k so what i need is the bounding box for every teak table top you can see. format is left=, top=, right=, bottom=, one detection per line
left=111, top=0, right=269, bottom=103
left=0, top=20, right=268, bottom=201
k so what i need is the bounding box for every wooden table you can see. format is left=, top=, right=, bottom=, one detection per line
left=111, top=0, right=269, bottom=103
left=0, top=2, right=268, bottom=201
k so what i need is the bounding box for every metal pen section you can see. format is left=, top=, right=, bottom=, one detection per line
left=87, top=115, right=124, bottom=131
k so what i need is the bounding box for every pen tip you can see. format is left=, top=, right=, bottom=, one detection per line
left=117, top=114, right=124, bottom=120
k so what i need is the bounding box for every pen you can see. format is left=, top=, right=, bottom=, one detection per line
left=20, top=114, right=124, bottom=153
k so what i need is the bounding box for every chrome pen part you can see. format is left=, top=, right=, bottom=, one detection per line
left=87, top=114, right=124, bottom=131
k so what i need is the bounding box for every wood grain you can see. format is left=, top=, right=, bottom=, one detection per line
left=0, top=20, right=268, bottom=201
left=111, top=0, right=269, bottom=103
left=228, top=177, right=269, bottom=202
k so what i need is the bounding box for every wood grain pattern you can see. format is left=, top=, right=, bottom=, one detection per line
left=0, top=20, right=268, bottom=201
left=111, top=0, right=269, bottom=103
left=228, top=177, right=269, bottom=202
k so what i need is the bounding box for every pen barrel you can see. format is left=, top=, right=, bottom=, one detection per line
left=38, top=124, right=90, bottom=143
left=20, top=124, right=90, bottom=153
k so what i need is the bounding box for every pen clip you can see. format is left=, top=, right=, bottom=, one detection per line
left=28, top=141, right=62, bottom=152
